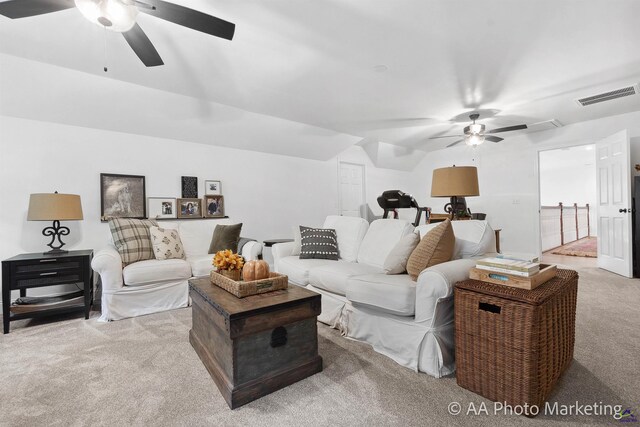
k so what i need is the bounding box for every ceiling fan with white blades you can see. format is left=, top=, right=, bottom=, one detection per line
left=0, top=0, right=235, bottom=67
left=429, top=113, right=528, bottom=148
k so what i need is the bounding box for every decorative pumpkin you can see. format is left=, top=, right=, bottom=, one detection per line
left=243, top=260, right=270, bottom=281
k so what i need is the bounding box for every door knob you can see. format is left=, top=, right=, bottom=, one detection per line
left=619, top=208, right=629, bottom=213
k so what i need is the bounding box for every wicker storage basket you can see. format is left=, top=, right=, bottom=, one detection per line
left=210, top=271, right=288, bottom=298
left=454, top=269, right=578, bottom=415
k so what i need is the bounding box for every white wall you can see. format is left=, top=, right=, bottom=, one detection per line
left=412, top=110, right=640, bottom=255
left=0, top=115, right=415, bottom=297
left=539, top=145, right=596, bottom=207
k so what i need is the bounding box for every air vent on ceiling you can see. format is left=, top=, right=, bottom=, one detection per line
left=575, top=84, right=639, bottom=107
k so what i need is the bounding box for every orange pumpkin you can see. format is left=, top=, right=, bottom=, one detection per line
left=242, top=260, right=270, bottom=281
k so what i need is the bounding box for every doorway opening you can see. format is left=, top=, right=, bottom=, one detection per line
left=539, top=144, right=597, bottom=268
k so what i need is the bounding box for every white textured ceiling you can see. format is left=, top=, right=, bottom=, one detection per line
left=1, top=0, right=640, bottom=166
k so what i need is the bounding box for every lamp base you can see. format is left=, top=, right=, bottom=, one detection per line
left=443, top=196, right=470, bottom=220
left=42, top=220, right=70, bottom=254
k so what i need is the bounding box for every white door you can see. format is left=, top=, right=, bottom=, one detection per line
left=596, top=130, right=632, bottom=277
left=338, top=162, right=365, bottom=218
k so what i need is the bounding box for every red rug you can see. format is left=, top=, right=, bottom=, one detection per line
left=551, top=237, right=597, bottom=258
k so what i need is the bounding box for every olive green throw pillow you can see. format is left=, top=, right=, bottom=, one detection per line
left=406, top=219, right=455, bottom=281
left=208, top=223, right=243, bottom=254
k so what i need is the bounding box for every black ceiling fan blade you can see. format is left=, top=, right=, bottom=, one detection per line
left=486, top=124, right=528, bottom=134
left=0, top=0, right=73, bottom=18
left=139, top=0, right=235, bottom=40
left=122, top=23, right=164, bottom=67
left=428, top=134, right=464, bottom=140
left=446, top=139, right=465, bottom=148
left=485, top=135, right=504, bottom=143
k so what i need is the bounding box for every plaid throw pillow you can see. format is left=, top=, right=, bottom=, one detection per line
left=108, top=218, right=157, bottom=266
left=299, top=226, right=339, bottom=260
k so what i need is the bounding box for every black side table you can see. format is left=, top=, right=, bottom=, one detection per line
left=2, top=249, right=94, bottom=334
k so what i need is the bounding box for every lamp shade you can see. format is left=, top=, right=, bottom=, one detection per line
left=27, top=193, right=84, bottom=221
left=431, top=166, right=479, bottom=197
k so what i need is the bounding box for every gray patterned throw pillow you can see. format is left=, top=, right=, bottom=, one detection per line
left=299, top=226, right=339, bottom=260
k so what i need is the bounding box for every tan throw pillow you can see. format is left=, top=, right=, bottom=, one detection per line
left=150, top=226, right=186, bottom=260
left=406, top=219, right=455, bottom=281
left=108, top=218, right=157, bottom=266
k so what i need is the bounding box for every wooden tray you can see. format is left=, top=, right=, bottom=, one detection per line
left=469, top=264, right=557, bottom=290
left=210, top=271, right=288, bottom=298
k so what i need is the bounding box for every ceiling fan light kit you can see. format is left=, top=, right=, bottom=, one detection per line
left=75, top=0, right=139, bottom=32
left=465, top=134, right=485, bottom=147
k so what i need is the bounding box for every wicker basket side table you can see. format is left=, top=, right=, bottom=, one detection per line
left=454, top=269, right=578, bottom=414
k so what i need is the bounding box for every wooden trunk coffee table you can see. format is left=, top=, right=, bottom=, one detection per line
left=188, top=277, right=323, bottom=409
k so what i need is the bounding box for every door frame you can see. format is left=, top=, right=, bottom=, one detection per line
left=337, top=161, right=366, bottom=219
left=535, top=142, right=598, bottom=258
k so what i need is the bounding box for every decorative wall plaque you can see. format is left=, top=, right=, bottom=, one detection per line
left=181, top=176, right=198, bottom=198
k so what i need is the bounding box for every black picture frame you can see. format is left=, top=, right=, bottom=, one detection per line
left=100, top=173, right=146, bottom=221
left=182, top=176, right=198, bottom=198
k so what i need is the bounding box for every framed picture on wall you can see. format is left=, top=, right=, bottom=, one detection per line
left=147, top=197, right=177, bottom=219
left=204, top=180, right=222, bottom=195
left=181, top=176, right=198, bottom=198
left=177, top=198, right=202, bottom=219
left=204, top=195, right=225, bottom=218
left=100, top=173, right=146, bottom=221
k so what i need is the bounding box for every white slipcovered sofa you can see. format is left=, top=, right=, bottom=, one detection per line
left=92, top=219, right=262, bottom=322
left=273, top=216, right=495, bottom=378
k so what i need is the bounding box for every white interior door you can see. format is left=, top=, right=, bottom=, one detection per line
left=338, top=162, right=365, bottom=218
left=596, top=130, right=632, bottom=277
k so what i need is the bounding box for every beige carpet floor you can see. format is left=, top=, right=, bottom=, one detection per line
left=1, top=265, right=638, bottom=427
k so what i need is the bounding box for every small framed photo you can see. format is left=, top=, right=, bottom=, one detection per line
left=147, top=197, right=176, bottom=219
left=100, top=173, right=146, bottom=220
left=177, top=198, right=202, bottom=219
left=205, top=180, right=222, bottom=195
left=204, top=195, right=225, bottom=218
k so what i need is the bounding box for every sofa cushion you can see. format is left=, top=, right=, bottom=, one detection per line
left=383, top=233, right=420, bottom=274
left=108, top=218, right=157, bottom=266
left=309, top=262, right=383, bottom=296
left=275, top=256, right=337, bottom=286
left=189, top=254, right=215, bottom=277
left=177, top=219, right=230, bottom=258
left=322, top=215, right=369, bottom=262
left=299, top=226, right=339, bottom=260
left=346, top=274, right=416, bottom=316
left=122, top=259, right=191, bottom=286
left=415, top=220, right=495, bottom=259
left=150, top=226, right=186, bottom=260
left=407, top=219, right=455, bottom=280
left=356, top=219, right=415, bottom=269
left=208, top=223, right=242, bottom=254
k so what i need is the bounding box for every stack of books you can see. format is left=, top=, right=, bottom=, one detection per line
left=476, top=255, right=540, bottom=277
